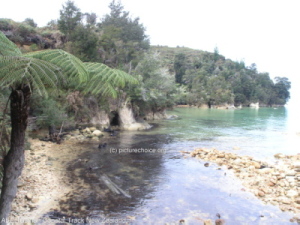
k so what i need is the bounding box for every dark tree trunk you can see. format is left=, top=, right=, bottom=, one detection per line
left=0, top=84, right=31, bottom=224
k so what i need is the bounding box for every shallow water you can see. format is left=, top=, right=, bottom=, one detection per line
left=54, top=107, right=300, bottom=224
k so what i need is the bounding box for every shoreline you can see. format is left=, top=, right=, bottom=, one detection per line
left=182, top=148, right=300, bottom=222
left=9, top=136, right=100, bottom=224
left=8, top=128, right=300, bottom=224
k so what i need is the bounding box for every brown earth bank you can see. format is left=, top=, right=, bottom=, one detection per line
left=182, top=148, right=300, bottom=223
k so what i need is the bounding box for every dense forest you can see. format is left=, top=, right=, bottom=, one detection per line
left=0, top=0, right=291, bottom=126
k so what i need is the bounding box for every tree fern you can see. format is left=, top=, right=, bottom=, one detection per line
left=0, top=56, right=63, bottom=97
left=0, top=31, right=22, bottom=56
left=84, top=62, right=138, bottom=98
left=25, top=49, right=89, bottom=85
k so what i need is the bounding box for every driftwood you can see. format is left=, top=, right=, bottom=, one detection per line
left=99, top=173, right=131, bottom=198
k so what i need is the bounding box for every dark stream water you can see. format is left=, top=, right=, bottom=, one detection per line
left=48, top=107, right=300, bottom=224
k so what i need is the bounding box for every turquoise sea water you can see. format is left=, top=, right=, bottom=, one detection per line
left=159, top=107, right=300, bottom=161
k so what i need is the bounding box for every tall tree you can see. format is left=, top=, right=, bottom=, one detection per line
left=58, top=0, right=82, bottom=41
left=0, top=31, right=88, bottom=223
left=273, top=77, right=291, bottom=105
left=98, top=0, right=149, bottom=68
left=174, top=53, right=186, bottom=84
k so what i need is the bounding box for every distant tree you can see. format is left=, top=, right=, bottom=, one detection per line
left=84, top=13, right=97, bottom=27
left=213, top=46, right=219, bottom=61
left=46, top=20, right=59, bottom=30
left=132, top=52, right=176, bottom=113
left=23, top=18, right=37, bottom=28
left=98, top=0, right=149, bottom=68
left=273, top=77, right=291, bottom=104
left=58, top=0, right=82, bottom=40
left=174, top=53, right=186, bottom=84
left=67, top=24, right=99, bottom=61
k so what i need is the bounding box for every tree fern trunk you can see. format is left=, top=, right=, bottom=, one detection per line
left=0, top=85, right=31, bottom=224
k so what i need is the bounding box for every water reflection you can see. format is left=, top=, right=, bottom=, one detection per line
left=55, top=131, right=168, bottom=220
left=46, top=107, right=299, bottom=224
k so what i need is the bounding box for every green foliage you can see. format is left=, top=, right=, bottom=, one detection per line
left=67, top=24, right=99, bottom=61
left=152, top=46, right=291, bottom=107
left=0, top=19, right=13, bottom=31
left=0, top=56, right=63, bottom=96
left=58, top=0, right=82, bottom=40
left=23, top=18, right=37, bottom=28
left=24, top=49, right=88, bottom=85
left=273, top=77, right=291, bottom=105
left=131, top=52, right=176, bottom=113
left=16, top=23, right=36, bottom=37
left=0, top=31, right=22, bottom=56
left=84, top=62, right=138, bottom=98
left=98, top=0, right=149, bottom=68
left=35, top=98, right=67, bottom=127
left=174, top=53, right=186, bottom=84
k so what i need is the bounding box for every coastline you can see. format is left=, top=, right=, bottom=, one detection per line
left=8, top=127, right=300, bottom=224
left=182, top=148, right=300, bottom=222
left=9, top=137, right=97, bottom=224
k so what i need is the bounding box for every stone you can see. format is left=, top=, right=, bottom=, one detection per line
left=295, top=198, right=300, bottom=204
left=73, top=129, right=80, bottom=135
left=286, top=170, right=296, bottom=176
left=17, top=180, right=26, bottom=188
left=286, top=190, right=298, bottom=198
left=204, top=219, right=213, bottom=225
left=92, top=130, right=102, bottom=137
left=274, top=153, right=285, bottom=159
left=215, top=219, right=225, bottom=225
left=251, top=161, right=261, bottom=169
left=281, top=198, right=292, bottom=204
left=26, top=193, right=33, bottom=200
left=258, top=191, right=265, bottom=197
left=293, top=162, right=300, bottom=168
left=89, top=127, right=97, bottom=132
left=83, top=128, right=91, bottom=134
left=31, top=196, right=39, bottom=203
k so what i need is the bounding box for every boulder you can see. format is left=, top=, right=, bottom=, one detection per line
left=204, top=219, right=213, bottom=225
left=274, top=153, right=285, bottom=159
left=257, top=190, right=265, bottom=197
left=251, top=161, right=261, bottom=169
left=92, top=130, right=102, bottom=136
left=25, top=193, right=33, bottom=201
left=286, top=190, right=298, bottom=198
left=89, top=127, right=97, bottom=132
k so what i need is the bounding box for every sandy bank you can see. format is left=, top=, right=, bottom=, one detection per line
left=9, top=137, right=96, bottom=224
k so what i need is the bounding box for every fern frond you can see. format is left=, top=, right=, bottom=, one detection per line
left=84, top=62, right=138, bottom=98
left=24, top=49, right=89, bottom=84
left=0, top=31, right=22, bottom=56
left=0, top=56, right=63, bottom=97
left=84, top=63, right=138, bottom=98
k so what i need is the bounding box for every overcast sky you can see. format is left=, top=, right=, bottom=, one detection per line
left=1, top=0, right=299, bottom=104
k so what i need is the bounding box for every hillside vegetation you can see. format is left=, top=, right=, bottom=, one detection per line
left=0, top=0, right=291, bottom=128
left=151, top=46, right=291, bottom=107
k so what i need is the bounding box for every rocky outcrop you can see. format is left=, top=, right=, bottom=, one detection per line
left=118, top=105, right=151, bottom=131
left=211, top=104, right=236, bottom=109
left=183, top=148, right=300, bottom=214
left=90, top=110, right=110, bottom=127
left=250, top=102, right=259, bottom=108
left=144, top=110, right=168, bottom=120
